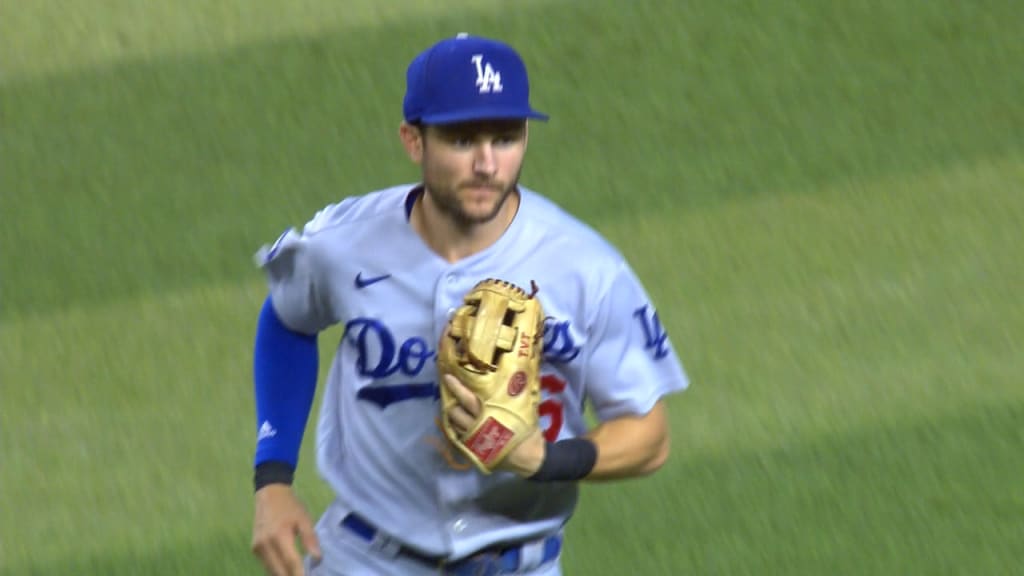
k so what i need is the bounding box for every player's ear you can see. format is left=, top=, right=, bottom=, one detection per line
left=399, top=122, right=425, bottom=164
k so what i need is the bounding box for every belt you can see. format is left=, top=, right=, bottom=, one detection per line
left=341, top=512, right=561, bottom=575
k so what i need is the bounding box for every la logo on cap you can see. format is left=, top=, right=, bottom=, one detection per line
left=471, top=54, right=503, bottom=94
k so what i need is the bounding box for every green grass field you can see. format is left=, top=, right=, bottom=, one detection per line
left=2, top=1, right=1022, bottom=574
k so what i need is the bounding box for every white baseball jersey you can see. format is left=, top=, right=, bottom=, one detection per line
left=258, top=184, right=688, bottom=560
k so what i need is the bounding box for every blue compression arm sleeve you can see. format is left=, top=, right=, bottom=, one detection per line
left=253, top=296, right=319, bottom=469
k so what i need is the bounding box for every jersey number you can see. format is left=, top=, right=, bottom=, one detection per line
left=539, top=374, right=566, bottom=442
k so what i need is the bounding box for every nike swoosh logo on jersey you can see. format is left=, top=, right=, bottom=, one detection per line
left=355, top=272, right=392, bottom=289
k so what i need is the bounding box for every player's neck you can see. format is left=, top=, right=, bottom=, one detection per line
left=413, top=190, right=519, bottom=264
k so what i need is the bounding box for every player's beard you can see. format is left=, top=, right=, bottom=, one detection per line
left=425, top=168, right=523, bottom=229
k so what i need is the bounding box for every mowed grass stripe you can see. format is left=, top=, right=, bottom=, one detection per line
left=568, top=401, right=1024, bottom=576
left=0, top=0, right=563, bottom=81
left=2, top=154, right=1021, bottom=573
left=610, top=154, right=1023, bottom=456
left=3, top=0, right=1023, bottom=319
left=0, top=279, right=341, bottom=572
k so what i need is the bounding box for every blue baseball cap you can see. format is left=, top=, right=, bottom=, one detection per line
left=403, top=33, right=549, bottom=125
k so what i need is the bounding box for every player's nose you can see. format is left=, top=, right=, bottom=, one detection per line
left=472, top=143, right=496, bottom=175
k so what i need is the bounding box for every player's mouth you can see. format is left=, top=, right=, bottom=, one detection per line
left=461, top=182, right=503, bottom=194
left=460, top=184, right=505, bottom=204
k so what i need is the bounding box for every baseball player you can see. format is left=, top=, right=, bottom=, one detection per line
left=249, top=33, right=688, bottom=576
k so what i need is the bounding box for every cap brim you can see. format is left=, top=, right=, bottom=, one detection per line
left=419, top=107, right=549, bottom=125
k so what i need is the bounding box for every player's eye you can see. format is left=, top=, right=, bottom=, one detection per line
left=498, top=130, right=525, bottom=145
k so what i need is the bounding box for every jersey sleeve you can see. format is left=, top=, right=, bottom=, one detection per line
left=253, top=216, right=338, bottom=335
left=584, top=262, right=689, bottom=421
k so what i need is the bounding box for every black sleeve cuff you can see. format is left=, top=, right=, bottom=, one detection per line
left=253, top=461, right=295, bottom=492
left=528, top=438, right=598, bottom=482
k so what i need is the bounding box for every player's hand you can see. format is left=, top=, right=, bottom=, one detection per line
left=442, top=374, right=546, bottom=477
left=251, top=484, right=322, bottom=576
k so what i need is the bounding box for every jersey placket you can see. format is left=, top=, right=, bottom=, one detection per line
left=432, top=264, right=481, bottom=553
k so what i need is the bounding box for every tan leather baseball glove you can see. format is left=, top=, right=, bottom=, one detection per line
left=438, top=278, right=545, bottom=474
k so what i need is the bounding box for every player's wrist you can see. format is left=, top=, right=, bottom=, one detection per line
left=503, top=429, right=547, bottom=477
left=527, top=437, right=598, bottom=482
left=253, top=461, right=295, bottom=492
